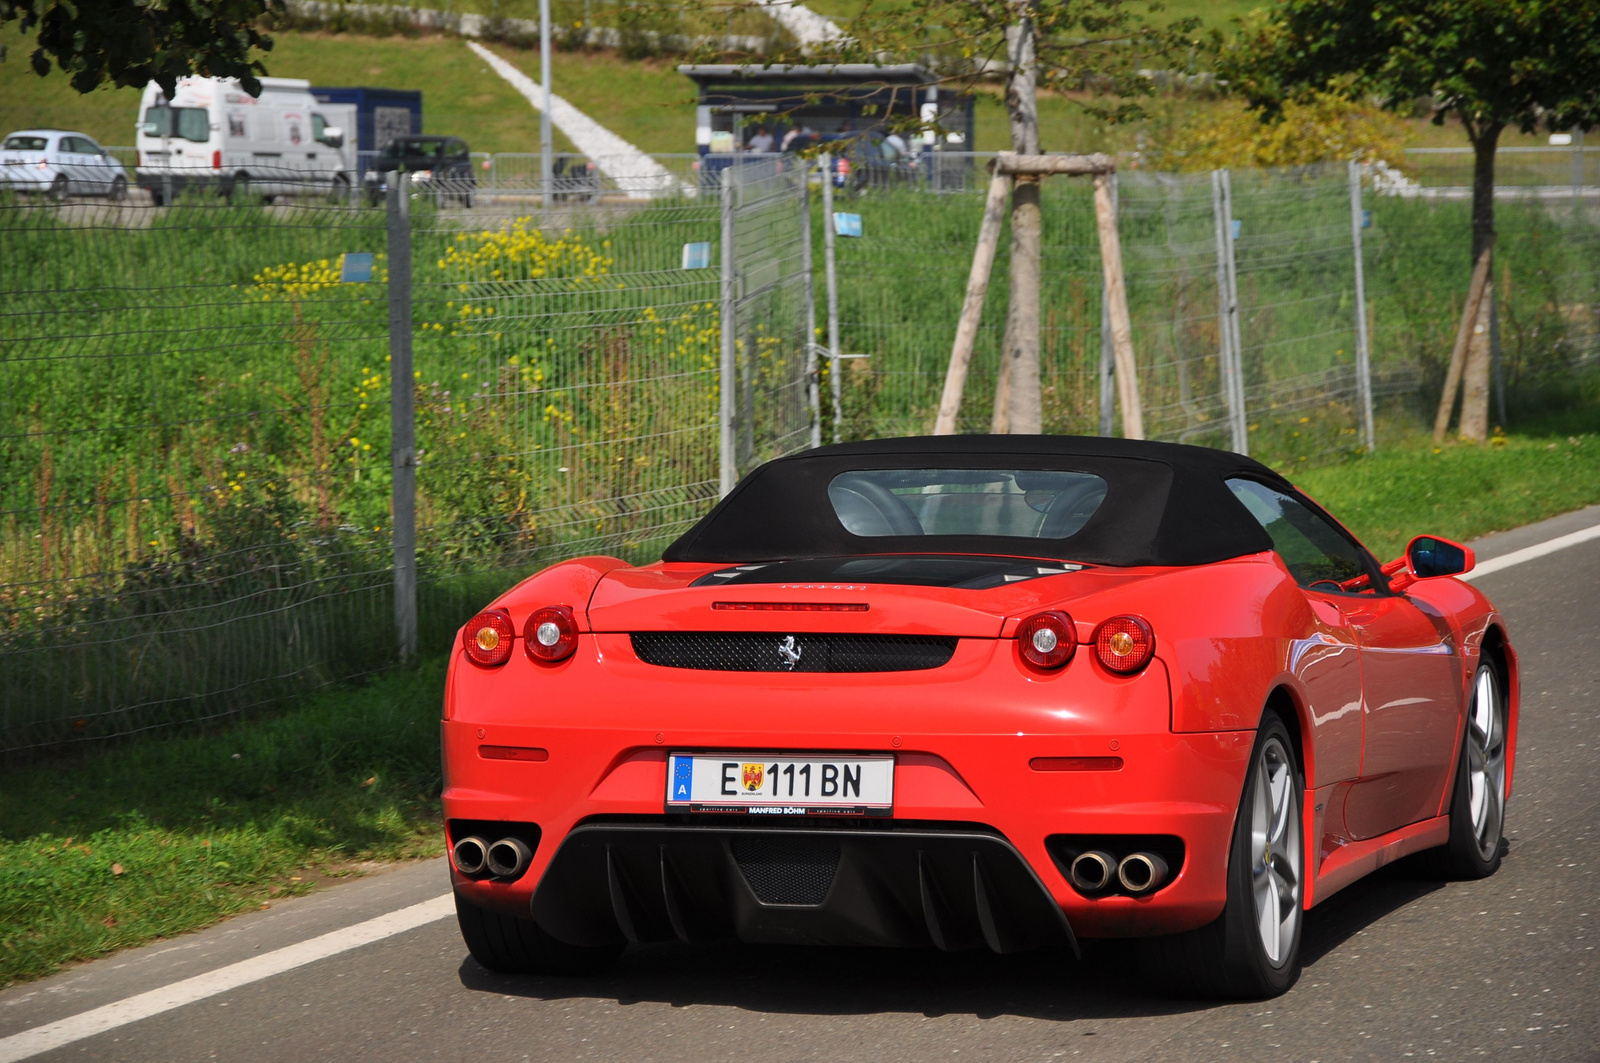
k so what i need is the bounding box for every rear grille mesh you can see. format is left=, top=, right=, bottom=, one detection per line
left=731, top=836, right=841, bottom=905
left=629, top=632, right=957, bottom=672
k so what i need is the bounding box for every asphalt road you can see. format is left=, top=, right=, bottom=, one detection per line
left=5, top=506, right=1598, bottom=1063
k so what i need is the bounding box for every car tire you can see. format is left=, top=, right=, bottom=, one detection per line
left=1138, top=709, right=1304, bottom=999
left=454, top=893, right=623, bottom=976
left=330, top=174, right=350, bottom=203
left=1421, top=662, right=1507, bottom=879
left=49, top=175, right=68, bottom=203
left=109, top=175, right=127, bottom=202
left=230, top=173, right=252, bottom=203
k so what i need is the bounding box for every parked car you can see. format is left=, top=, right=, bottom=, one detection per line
left=135, top=77, right=350, bottom=204
left=363, top=135, right=475, bottom=207
left=440, top=435, right=1516, bottom=999
left=1, top=129, right=128, bottom=201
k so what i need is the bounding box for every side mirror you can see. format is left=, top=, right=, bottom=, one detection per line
left=141, top=122, right=159, bottom=137
left=321, top=127, right=345, bottom=148
left=1383, top=535, right=1475, bottom=591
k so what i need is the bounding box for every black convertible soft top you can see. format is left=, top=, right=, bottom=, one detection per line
left=663, top=435, right=1289, bottom=568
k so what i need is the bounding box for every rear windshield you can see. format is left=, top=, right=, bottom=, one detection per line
left=143, top=106, right=210, bottom=143
left=828, top=468, right=1108, bottom=539
left=3, top=136, right=49, bottom=151
left=385, top=139, right=441, bottom=158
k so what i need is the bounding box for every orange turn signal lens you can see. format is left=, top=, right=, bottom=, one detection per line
left=1093, top=615, right=1155, bottom=674
left=462, top=609, right=515, bottom=667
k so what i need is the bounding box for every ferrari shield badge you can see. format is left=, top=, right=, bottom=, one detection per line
left=742, top=762, right=765, bottom=792
left=777, top=635, right=802, bottom=670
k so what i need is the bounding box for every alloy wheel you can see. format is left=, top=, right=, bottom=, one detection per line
left=1250, top=734, right=1301, bottom=966
left=1467, top=666, right=1507, bottom=861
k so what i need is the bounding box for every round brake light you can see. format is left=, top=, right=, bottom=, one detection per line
left=1018, top=610, right=1076, bottom=669
left=525, top=605, right=578, bottom=663
left=462, top=609, right=515, bottom=667
left=1093, top=616, right=1155, bottom=674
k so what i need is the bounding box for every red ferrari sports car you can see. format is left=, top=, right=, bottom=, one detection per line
left=441, top=436, right=1516, bottom=998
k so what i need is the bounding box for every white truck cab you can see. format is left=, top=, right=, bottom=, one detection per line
left=136, top=77, right=350, bottom=203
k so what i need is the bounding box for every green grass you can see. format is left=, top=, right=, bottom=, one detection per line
left=0, top=25, right=555, bottom=154
left=1297, top=400, right=1600, bottom=560
left=0, top=658, right=448, bottom=987
left=481, top=43, right=696, bottom=155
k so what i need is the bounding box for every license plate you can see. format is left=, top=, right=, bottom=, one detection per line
left=666, top=753, right=894, bottom=816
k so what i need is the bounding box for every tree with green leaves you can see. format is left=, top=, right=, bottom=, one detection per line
left=1224, top=0, right=1600, bottom=437
left=1, top=0, right=279, bottom=96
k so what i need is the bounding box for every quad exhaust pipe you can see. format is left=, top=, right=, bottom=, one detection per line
left=1067, top=849, right=1171, bottom=896
left=453, top=835, right=532, bottom=880
left=486, top=837, right=533, bottom=879
left=1117, top=852, right=1169, bottom=894
left=1068, top=850, right=1117, bottom=893
left=453, top=836, right=489, bottom=876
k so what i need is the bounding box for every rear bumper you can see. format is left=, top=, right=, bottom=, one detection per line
left=442, top=636, right=1258, bottom=943
left=524, top=821, right=1078, bottom=954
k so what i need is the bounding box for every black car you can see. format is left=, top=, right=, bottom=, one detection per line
left=364, top=135, right=476, bottom=207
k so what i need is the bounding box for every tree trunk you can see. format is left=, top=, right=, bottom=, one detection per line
left=994, top=1, right=1040, bottom=434
left=1456, top=123, right=1502, bottom=441
left=1004, top=175, right=1044, bottom=433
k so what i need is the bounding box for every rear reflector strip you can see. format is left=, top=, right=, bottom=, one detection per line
left=711, top=602, right=869, bottom=612
left=1030, top=756, right=1124, bottom=772
left=479, top=745, right=549, bottom=762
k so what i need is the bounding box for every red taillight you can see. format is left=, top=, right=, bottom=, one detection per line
left=524, top=605, right=578, bottom=663
left=212, top=149, right=221, bottom=170
left=462, top=609, right=515, bottom=667
left=1029, top=756, right=1124, bottom=772
left=1093, top=615, right=1155, bottom=674
left=1018, top=610, right=1076, bottom=669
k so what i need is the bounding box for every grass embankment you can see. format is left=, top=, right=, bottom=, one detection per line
left=0, top=659, right=447, bottom=988
left=5, top=400, right=1598, bottom=988
left=1297, top=401, right=1600, bottom=559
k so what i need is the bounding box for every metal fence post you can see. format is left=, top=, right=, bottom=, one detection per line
left=1212, top=170, right=1248, bottom=454
left=719, top=166, right=738, bottom=496
left=801, top=161, right=821, bottom=449
left=1348, top=160, right=1376, bottom=452
left=386, top=180, right=417, bottom=662
left=820, top=152, right=842, bottom=442
left=1098, top=173, right=1117, bottom=437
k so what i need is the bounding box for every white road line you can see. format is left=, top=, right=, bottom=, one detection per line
left=1464, top=523, right=1600, bottom=580
left=0, top=894, right=453, bottom=1063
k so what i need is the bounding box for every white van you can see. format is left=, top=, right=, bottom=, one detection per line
left=136, top=77, right=350, bottom=203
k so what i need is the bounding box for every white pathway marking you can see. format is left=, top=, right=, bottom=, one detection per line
left=757, top=0, right=845, bottom=47
left=0, top=895, right=453, bottom=1063
left=466, top=40, right=689, bottom=199
left=1463, top=522, right=1600, bottom=581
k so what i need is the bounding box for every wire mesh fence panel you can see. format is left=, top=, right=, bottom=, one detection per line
left=0, top=199, right=392, bottom=755
left=826, top=177, right=1105, bottom=441
left=1363, top=192, right=1600, bottom=432
left=724, top=157, right=816, bottom=482
left=1225, top=165, right=1365, bottom=464
left=404, top=186, right=724, bottom=630
left=1116, top=171, right=1232, bottom=449
left=1405, top=147, right=1600, bottom=190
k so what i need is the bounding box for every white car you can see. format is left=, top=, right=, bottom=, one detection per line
left=1, top=129, right=128, bottom=201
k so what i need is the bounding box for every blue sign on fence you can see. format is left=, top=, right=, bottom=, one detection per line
left=1362, top=209, right=1373, bottom=229
left=1230, top=219, right=1242, bottom=240
left=340, top=253, right=375, bottom=283
left=681, top=242, right=711, bottom=270
left=834, top=212, right=863, bottom=238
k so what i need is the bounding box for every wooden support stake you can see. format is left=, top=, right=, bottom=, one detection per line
left=1433, top=245, right=1494, bottom=444
left=933, top=165, right=1013, bottom=435
left=1093, top=172, right=1142, bottom=440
